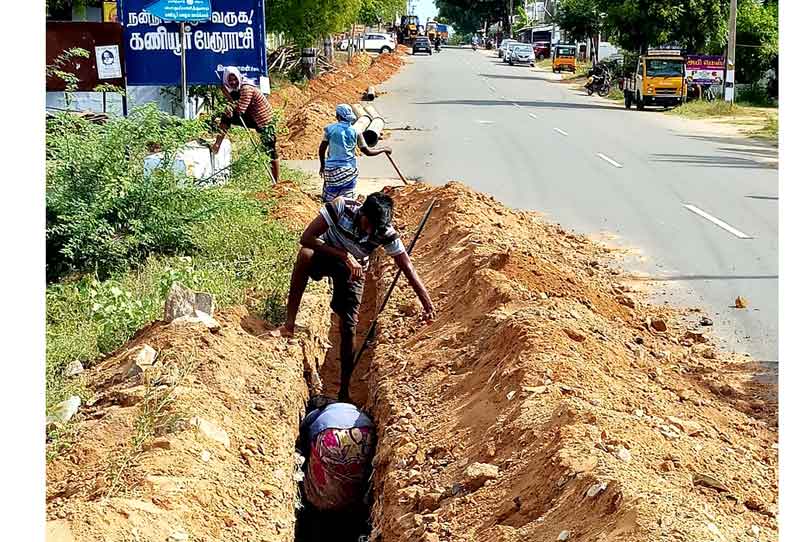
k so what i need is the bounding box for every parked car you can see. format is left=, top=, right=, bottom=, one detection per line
left=503, top=41, right=524, bottom=63
left=338, top=33, right=396, bottom=54
left=498, top=39, right=517, bottom=58
left=509, top=44, right=536, bottom=66
left=533, top=41, right=551, bottom=60
left=413, top=36, right=433, bottom=55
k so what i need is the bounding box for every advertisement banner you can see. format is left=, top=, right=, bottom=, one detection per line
left=103, top=1, right=118, bottom=22
left=685, top=55, right=725, bottom=86
left=118, top=0, right=268, bottom=86
left=144, top=0, right=212, bottom=22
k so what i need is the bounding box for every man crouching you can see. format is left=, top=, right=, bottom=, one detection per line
left=272, top=192, right=434, bottom=402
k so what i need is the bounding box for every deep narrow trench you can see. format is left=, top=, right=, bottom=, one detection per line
left=293, top=267, right=385, bottom=542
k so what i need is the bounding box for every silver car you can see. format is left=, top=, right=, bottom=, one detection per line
left=509, top=44, right=536, bottom=66
left=498, top=39, right=516, bottom=58
left=503, top=42, right=525, bottom=63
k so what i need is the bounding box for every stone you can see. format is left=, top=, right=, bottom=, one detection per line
left=735, top=296, right=748, bottom=309
left=419, top=492, right=442, bottom=512
left=693, top=472, right=729, bottom=493
left=564, top=328, right=586, bottom=342
left=615, top=447, right=632, bottom=463
left=506, top=390, right=516, bottom=401
left=190, top=417, right=230, bottom=449
left=399, top=301, right=421, bottom=316
left=194, top=292, right=215, bottom=316
left=462, top=463, right=499, bottom=490
left=200, top=450, right=211, bottom=462
left=164, top=283, right=196, bottom=322
left=195, top=310, right=221, bottom=332
left=650, top=318, right=667, bottom=332
left=701, top=348, right=717, bottom=360
left=539, top=292, right=548, bottom=300
left=143, top=437, right=173, bottom=451
left=122, top=344, right=158, bottom=378
left=699, top=316, right=714, bottom=326
left=617, top=294, right=636, bottom=309
left=748, top=525, right=761, bottom=537
left=666, top=416, right=704, bottom=436
left=48, top=396, right=81, bottom=425
left=683, top=330, right=708, bottom=344
left=168, top=530, right=189, bottom=541
left=64, top=360, right=84, bottom=377
left=586, top=482, right=607, bottom=498
left=422, top=533, right=440, bottom=542
left=558, top=530, right=571, bottom=541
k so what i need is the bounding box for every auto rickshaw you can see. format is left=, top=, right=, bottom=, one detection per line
left=552, top=44, right=577, bottom=73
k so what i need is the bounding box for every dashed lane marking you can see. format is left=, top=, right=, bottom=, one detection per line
left=554, top=128, right=569, bottom=136
left=597, top=153, right=623, bottom=168
left=683, top=204, right=753, bottom=239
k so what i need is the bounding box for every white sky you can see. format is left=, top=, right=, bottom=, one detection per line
left=412, top=0, right=440, bottom=26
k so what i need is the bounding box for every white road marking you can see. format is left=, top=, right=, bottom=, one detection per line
left=554, top=128, right=569, bottom=136
left=510, top=101, right=537, bottom=118
left=476, top=120, right=495, bottom=124
left=488, top=85, right=496, bottom=92
left=683, top=204, right=753, bottom=239
left=528, top=112, right=538, bottom=118
left=597, top=153, right=623, bottom=168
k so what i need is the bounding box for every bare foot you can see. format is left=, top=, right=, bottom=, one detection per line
left=270, top=325, right=294, bottom=338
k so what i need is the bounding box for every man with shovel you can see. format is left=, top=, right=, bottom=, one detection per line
left=271, top=191, right=434, bottom=402
left=319, top=104, right=392, bottom=202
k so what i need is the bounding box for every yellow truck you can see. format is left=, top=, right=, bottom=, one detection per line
left=426, top=21, right=438, bottom=42
left=623, top=49, right=687, bottom=110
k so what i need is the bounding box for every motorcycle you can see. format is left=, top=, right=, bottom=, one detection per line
left=585, top=68, right=612, bottom=97
left=435, top=42, right=441, bottom=53
left=472, top=43, right=478, bottom=51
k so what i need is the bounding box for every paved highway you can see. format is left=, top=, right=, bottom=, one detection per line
left=357, top=47, right=779, bottom=364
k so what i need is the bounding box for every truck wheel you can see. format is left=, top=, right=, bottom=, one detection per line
left=636, top=92, right=645, bottom=110
left=624, top=91, right=632, bottom=109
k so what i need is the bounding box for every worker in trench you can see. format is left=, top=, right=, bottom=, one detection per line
left=319, top=104, right=392, bottom=202
left=210, top=66, right=280, bottom=183
left=296, top=396, right=375, bottom=535
left=271, top=191, right=435, bottom=402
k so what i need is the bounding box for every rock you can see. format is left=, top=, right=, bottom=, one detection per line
left=735, top=296, right=748, bottom=309
left=506, top=390, right=516, bottom=401
left=586, top=482, right=607, bottom=497
left=190, top=417, right=230, bottom=449
left=539, top=292, right=549, bottom=300
left=748, top=524, right=760, bottom=537
left=558, top=530, right=571, bottom=541
left=194, top=292, right=215, bottom=316
left=701, top=348, right=717, bottom=360
left=164, top=283, right=196, bottom=322
left=200, top=450, right=211, bottom=462
left=195, top=310, right=221, bottom=332
left=683, top=330, right=707, bottom=344
left=462, top=462, right=499, bottom=490
left=699, top=316, right=713, bottom=326
left=617, top=294, right=636, bottom=309
left=693, top=472, right=729, bottom=493
left=48, top=396, right=81, bottom=425
left=122, top=344, right=158, bottom=378
left=615, top=447, right=632, bottom=463
left=399, top=301, right=421, bottom=316
left=650, top=318, right=667, bottom=332
left=168, top=530, right=189, bottom=542
left=419, top=492, right=442, bottom=512
left=665, top=416, right=704, bottom=436
left=564, top=328, right=586, bottom=342
left=64, top=360, right=84, bottom=377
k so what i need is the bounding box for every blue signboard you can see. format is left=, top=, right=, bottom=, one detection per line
left=118, top=0, right=267, bottom=86
left=144, top=0, right=212, bottom=23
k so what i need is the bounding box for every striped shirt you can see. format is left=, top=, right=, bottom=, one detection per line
left=319, top=197, right=405, bottom=265
left=235, top=84, right=273, bottom=129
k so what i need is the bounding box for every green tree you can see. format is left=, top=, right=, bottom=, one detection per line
left=359, top=0, right=404, bottom=26
left=266, top=0, right=361, bottom=48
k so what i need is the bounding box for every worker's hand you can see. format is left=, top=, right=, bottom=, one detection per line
left=210, top=141, right=221, bottom=154
left=419, top=293, right=435, bottom=322
left=345, top=253, right=364, bottom=281
left=319, top=165, right=325, bottom=176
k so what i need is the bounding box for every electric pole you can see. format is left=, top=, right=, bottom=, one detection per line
left=725, top=0, right=738, bottom=102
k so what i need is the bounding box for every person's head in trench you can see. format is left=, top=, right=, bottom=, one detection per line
left=271, top=191, right=435, bottom=402
left=298, top=399, right=375, bottom=519
left=317, top=104, right=392, bottom=202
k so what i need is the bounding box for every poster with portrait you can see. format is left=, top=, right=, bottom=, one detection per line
left=95, top=45, right=123, bottom=79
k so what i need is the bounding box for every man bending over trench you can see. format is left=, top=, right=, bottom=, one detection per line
left=272, top=192, right=435, bottom=402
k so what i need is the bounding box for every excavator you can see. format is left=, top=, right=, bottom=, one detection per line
left=398, top=15, right=420, bottom=45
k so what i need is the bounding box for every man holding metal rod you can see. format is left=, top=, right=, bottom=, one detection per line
left=271, top=192, right=434, bottom=402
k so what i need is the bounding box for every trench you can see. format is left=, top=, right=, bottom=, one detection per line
left=293, top=268, right=384, bottom=542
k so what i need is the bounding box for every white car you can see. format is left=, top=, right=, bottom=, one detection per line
left=498, top=39, right=517, bottom=58
left=339, top=33, right=396, bottom=54
left=503, top=41, right=525, bottom=63
left=509, top=44, right=536, bottom=66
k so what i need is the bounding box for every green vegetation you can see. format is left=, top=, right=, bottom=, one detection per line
left=668, top=99, right=778, bottom=141
left=46, top=107, right=305, bottom=417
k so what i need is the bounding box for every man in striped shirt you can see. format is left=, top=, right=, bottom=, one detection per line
left=272, top=192, right=434, bottom=402
left=211, top=66, right=280, bottom=182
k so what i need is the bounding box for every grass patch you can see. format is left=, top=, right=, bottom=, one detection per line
left=753, top=114, right=779, bottom=141
left=669, top=100, right=751, bottom=119
left=607, top=87, right=624, bottom=101
left=46, top=111, right=306, bottom=429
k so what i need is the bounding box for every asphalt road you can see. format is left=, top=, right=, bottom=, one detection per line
left=358, top=47, right=779, bottom=364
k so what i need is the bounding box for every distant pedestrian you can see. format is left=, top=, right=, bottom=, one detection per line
left=318, top=104, right=391, bottom=202
left=211, top=66, right=280, bottom=183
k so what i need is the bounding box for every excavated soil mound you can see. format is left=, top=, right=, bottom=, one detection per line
left=359, top=182, right=777, bottom=542
left=268, top=53, right=404, bottom=160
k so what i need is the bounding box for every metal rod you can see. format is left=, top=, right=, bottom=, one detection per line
left=180, top=22, right=188, bottom=119
left=351, top=198, right=437, bottom=370
left=239, top=115, right=276, bottom=185
left=386, top=153, right=409, bottom=185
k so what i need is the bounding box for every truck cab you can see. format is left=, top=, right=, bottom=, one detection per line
left=624, top=49, right=686, bottom=110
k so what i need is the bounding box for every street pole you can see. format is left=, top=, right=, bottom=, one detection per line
left=725, top=0, right=738, bottom=102
left=180, top=22, right=188, bottom=119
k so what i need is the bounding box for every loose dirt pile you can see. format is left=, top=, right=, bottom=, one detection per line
left=269, top=53, right=405, bottom=160
left=354, top=182, right=777, bottom=542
